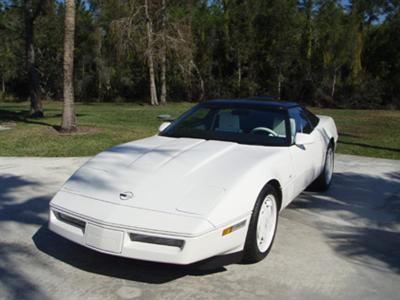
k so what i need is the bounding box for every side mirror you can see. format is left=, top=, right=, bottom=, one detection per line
left=158, top=122, right=171, bottom=132
left=295, top=132, right=314, bottom=145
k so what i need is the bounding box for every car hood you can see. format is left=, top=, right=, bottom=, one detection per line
left=59, top=136, right=281, bottom=216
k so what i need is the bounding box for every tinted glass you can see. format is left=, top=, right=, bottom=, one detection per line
left=303, top=108, right=319, bottom=128
left=288, top=107, right=313, bottom=143
left=161, top=105, right=289, bottom=146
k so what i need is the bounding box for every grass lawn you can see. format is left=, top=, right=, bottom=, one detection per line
left=0, top=101, right=399, bottom=159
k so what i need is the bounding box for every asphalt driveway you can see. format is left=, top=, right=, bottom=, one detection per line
left=0, top=154, right=399, bottom=300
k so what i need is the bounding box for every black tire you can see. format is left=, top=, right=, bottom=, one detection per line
left=310, top=144, right=334, bottom=191
left=242, top=184, right=279, bottom=263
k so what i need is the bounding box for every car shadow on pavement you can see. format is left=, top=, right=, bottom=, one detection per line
left=289, top=171, right=400, bottom=274
left=32, top=225, right=241, bottom=284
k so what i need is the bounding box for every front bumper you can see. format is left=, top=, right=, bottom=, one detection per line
left=48, top=206, right=248, bottom=265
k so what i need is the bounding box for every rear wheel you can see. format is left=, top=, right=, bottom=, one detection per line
left=242, top=185, right=279, bottom=263
left=311, top=144, right=334, bottom=191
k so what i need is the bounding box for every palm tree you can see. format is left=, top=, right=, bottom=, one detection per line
left=61, top=0, right=77, bottom=132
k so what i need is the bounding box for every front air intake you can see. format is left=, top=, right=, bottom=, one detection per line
left=129, top=233, right=185, bottom=249
left=54, top=211, right=86, bottom=231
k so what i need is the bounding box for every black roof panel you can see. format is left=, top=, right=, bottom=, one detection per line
left=202, top=98, right=299, bottom=109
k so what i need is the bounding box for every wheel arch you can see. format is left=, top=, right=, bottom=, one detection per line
left=263, top=179, right=282, bottom=211
left=242, top=178, right=282, bottom=263
left=329, top=137, right=336, bottom=151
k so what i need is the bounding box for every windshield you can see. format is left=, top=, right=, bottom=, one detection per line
left=161, top=105, right=290, bottom=146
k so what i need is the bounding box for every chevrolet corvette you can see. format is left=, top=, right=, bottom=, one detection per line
left=49, top=99, right=338, bottom=264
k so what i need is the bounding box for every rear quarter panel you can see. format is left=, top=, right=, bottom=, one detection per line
left=316, top=115, right=339, bottom=148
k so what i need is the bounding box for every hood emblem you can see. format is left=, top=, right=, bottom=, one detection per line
left=120, top=191, right=134, bottom=201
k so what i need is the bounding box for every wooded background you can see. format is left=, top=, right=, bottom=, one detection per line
left=0, top=0, right=399, bottom=109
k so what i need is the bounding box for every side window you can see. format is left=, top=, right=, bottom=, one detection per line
left=288, top=107, right=313, bottom=143
left=303, top=108, right=319, bottom=128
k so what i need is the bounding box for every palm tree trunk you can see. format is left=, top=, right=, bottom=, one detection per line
left=144, top=0, right=158, bottom=106
left=61, top=0, right=77, bottom=132
left=160, top=0, right=167, bottom=105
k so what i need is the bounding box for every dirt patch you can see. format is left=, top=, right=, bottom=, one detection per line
left=0, top=122, right=17, bottom=130
left=0, top=125, right=11, bottom=131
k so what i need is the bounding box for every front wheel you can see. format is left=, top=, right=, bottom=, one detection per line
left=242, top=185, right=279, bottom=263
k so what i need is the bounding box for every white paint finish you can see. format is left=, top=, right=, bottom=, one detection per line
left=317, top=115, right=339, bottom=148
left=49, top=205, right=249, bottom=264
left=295, top=133, right=314, bottom=145
left=51, top=191, right=215, bottom=236
left=61, top=137, right=291, bottom=224
left=176, top=185, right=226, bottom=215
left=48, top=113, right=338, bottom=264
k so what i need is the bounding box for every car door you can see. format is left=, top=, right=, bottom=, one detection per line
left=288, top=107, right=324, bottom=197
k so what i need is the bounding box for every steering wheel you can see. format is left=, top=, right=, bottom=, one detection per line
left=251, top=127, right=279, bottom=137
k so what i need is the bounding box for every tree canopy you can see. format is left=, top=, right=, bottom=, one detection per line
left=0, top=0, right=399, bottom=108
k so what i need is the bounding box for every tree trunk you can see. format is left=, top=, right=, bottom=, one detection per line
left=331, top=68, right=337, bottom=98
left=277, top=66, right=282, bottom=100
left=222, top=0, right=230, bottom=42
left=160, top=51, right=166, bottom=105
left=160, top=0, right=167, bottom=105
left=350, top=5, right=364, bottom=83
left=94, top=27, right=102, bottom=102
left=144, top=0, right=158, bottom=106
left=25, top=0, right=43, bottom=118
left=305, top=0, right=313, bottom=78
left=61, top=0, right=77, bottom=132
left=1, top=75, right=5, bottom=93
left=351, top=25, right=363, bottom=83
left=191, top=60, right=204, bottom=102
left=278, top=78, right=281, bottom=100
left=237, top=54, right=241, bottom=95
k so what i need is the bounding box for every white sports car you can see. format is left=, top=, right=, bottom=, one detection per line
left=49, top=99, right=338, bottom=264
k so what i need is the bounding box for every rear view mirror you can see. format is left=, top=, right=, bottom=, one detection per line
left=158, top=122, right=171, bottom=132
left=295, top=132, right=314, bottom=145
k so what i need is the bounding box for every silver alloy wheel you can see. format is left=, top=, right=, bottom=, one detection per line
left=256, top=194, right=277, bottom=253
left=325, top=147, right=334, bottom=184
